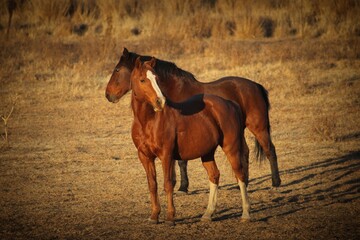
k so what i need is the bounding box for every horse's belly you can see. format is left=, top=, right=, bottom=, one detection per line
left=175, top=127, right=219, bottom=160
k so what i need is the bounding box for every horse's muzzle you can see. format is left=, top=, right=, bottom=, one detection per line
left=106, top=93, right=120, bottom=103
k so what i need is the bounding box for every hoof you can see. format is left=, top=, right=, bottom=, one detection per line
left=165, top=220, right=175, bottom=226
left=240, top=217, right=251, bottom=223
left=201, top=215, right=212, bottom=222
left=177, top=187, right=188, bottom=194
left=176, top=190, right=188, bottom=196
left=272, top=178, right=281, bottom=187
left=147, top=218, right=159, bottom=224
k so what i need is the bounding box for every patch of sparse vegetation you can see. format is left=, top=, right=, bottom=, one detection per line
left=1, top=96, right=17, bottom=149
left=0, top=1, right=359, bottom=240
left=1, top=0, right=359, bottom=42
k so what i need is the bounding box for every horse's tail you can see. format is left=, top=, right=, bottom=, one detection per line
left=254, top=83, right=271, bottom=163
left=255, top=138, right=266, bottom=163
left=258, top=83, right=270, bottom=111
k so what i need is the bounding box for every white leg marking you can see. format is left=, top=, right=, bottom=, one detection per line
left=238, top=179, right=251, bottom=221
left=146, top=70, right=165, bottom=99
left=202, top=181, right=218, bottom=221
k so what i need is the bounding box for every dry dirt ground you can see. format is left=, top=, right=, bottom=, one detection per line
left=0, top=37, right=359, bottom=239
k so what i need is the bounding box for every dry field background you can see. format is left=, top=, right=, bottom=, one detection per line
left=1, top=0, right=360, bottom=239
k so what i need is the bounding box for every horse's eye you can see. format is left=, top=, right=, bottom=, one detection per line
left=115, top=68, right=119, bottom=72
left=140, top=79, right=145, bottom=83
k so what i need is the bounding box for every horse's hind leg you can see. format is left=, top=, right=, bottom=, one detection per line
left=223, top=143, right=251, bottom=221
left=238, top=179, right=250, bottom=221
left=246, top=101, right=281, bottom=187
left=201, top=152, right=220, bottom=221
left=255, top=129, right=281, bottom=187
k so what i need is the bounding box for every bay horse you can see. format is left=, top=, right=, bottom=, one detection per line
left=106, top=48, right=281, bottom=192
left=130, top=57, right=250, bottom=225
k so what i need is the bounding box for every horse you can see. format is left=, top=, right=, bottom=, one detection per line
left=130, top=57, right=250, bottom=225
left=106, top=48, right=281, bottom=192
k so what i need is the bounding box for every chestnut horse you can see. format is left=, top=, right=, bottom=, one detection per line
left=130, top=57, right=250, bottom=225
left=106, top=48, right=281, bottom=191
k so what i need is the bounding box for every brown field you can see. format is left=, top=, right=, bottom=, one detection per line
left=1, top=1, right=360, bottom=239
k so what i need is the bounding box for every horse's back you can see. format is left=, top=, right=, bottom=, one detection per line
left=202, top=94, right=243, bottom=131
left=203, top=76, right=269, bottom=128
left=215, top=76, right=270, bottom=109
left=205, top=76, right=266, bottom=103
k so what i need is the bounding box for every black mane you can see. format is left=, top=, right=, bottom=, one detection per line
left=129, top=52, right=198, bottom=84
left=155, top=59, right=198, bottom=83
left=166, top=94, right=205, bottom=116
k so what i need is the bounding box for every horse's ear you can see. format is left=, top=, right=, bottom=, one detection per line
left=135, top=56, right=142, bottom=69
left=148, top=57, right=156, bottom=68
left=123, top=47, right=129, bottom=58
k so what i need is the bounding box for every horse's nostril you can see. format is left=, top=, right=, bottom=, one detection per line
left=155, top=97, right=165, bottom=109
left=156, top=98, right=164, bottom=108
left=156, top=98, right=161, bottom=106
left=106, top=92, right=112, bottom=101
left=106, top=93, right=118, bottom=103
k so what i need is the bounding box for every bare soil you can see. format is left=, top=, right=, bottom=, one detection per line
left=0, top=37, right=359, bottom=240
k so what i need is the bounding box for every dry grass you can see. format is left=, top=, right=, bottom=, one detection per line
left=0, top=0, right=359, bottom=239
left=0, top=99, right=15, bottom=148
left=1, top=0, right=360, bottom=41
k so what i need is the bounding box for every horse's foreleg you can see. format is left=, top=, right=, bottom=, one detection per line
left=162, top=157, right=176, bottom=225
left=138, top=152, right=160, bottom=223
left=177, top=160, right=189, bottom=193
left=201, top=157, right=220, bottom=221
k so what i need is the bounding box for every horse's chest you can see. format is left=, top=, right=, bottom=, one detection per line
left=132, top=118, right=170, bottom=156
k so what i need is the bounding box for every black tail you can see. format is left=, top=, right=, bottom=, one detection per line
left=258, top=83, right=270, bottom=110
left=255, top=83, right=271, bottom=163
left=254, top=139, right=264, bottom=162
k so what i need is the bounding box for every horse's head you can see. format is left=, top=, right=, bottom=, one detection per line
left=105, top=48, right=134, bottom=103
left=131, top=57, right=166, bottom=112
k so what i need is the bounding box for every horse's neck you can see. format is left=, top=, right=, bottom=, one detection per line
left=131, top=94, right=156, bottom=125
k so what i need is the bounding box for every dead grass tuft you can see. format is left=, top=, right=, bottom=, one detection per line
left=312, top=116, right=337, bottom=142
left=0, top=95, right=17, bottom=149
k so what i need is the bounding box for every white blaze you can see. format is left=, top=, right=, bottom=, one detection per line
left=146, top=70, right=164, bottom=99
